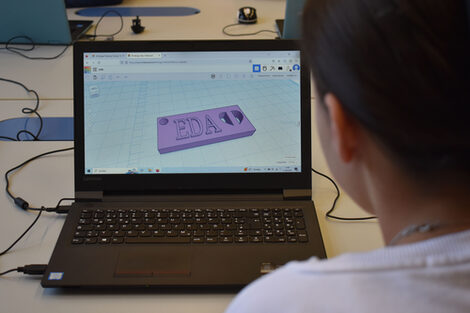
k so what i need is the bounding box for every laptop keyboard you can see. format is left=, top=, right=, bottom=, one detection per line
left=71, top=208, right=309, bottom=245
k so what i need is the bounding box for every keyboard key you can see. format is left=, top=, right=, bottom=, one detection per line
left=72, top=238, right=84, bottom=244
left=220, top=230, right=234, bottom=236
left=179, top=230, right=191, bottom=237
left=99, top=237, right=111, bottom=244
left=274, top=236, right=286, bottom=243
left=76, top=225, right=93, bottom=231
left=295, top=219, right=306, bottom=230
left=235, top=236, right=248, bottom=243
left=99, top=231, right=112, bottom=237
left=86, top=231, right=98, bottom=237
left=206, top=237, right=218, bottom=243
left=80, top=212, right=92, bottom=219
left=139, top=231, right=151, bottom=237
left=220, top=236, right=233, bottom=243
left=74, top=231, right=86, bottom=237
left=152, top=230, right=165, bottom=237
left=297, top=231, right=308, bottom=242
left=264, top=236, right=275, bottom=243
left=125, top=237, right=191, bottom=244
left=192, top=237, right=205, bottom=243
left=166, top=230, right=178, bottom=237
left=126, top=230, right=138, bottom=237
left=85, top=238, right=97, bottom=244
left=250, top=236, right=262, bottom=243
left=288, top=236, right=297, bottom=243
left=113, top=231, right=125, bottom=237
left=95, top=224, right=106, bottom=231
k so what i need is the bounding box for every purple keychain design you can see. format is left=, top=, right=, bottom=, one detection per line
left=157, top=105, right=256, bottom=154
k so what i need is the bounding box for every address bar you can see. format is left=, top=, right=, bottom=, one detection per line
left=100, top=64, right=251, bottom=73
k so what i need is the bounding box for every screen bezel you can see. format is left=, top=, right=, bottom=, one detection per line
left=74, top=40, right=311, bottom=193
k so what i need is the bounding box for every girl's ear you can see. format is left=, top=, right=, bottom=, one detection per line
left=323, top=93, right=359, bottom=163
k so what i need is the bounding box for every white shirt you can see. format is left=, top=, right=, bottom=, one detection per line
left=225, top=229, right=470, bottom=313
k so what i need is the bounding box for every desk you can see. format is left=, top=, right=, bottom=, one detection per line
left=0, top=1, right=384, bottom=312
left=0, top=0, right=284, bottom=99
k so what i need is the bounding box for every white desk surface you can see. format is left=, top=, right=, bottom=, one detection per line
left=0, top=0, right=284, bottom=100
left=0, top=0, right=384, bottom=312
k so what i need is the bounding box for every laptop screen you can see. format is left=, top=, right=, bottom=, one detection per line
left=82, top=50, right=302, bottom=175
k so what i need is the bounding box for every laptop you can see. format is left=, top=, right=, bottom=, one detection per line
left=42, top=40, right=326, bottom=288
left=276, top=0, right=306, bottom=39
left=0, top=0, right=92, bottom=45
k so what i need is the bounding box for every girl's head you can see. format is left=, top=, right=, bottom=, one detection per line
left=302, top=0, right=470, bottom=183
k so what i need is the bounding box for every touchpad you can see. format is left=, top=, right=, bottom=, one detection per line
left=115, top=250, right=191, bottom=277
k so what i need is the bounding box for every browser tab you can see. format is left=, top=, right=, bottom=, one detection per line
left=126, top=53, right=162, bottom=59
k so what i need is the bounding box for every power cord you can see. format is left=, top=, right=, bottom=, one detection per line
left=222, top=23, right=278, bottom=37
left=0, top=196, right=74, bottom=258
left=0, top=264, right=47, bottom=277
left=2, top=147, right=75, bottom=257
left=1, top=148, right=76, bottom=277
left=311, top=168, right=377, bottom=221
left=0, top=77, right=43, bottom=141
left=85, top=9, right=124, bottom=41
left=5, top=147, right=74, bottom=210
left=0, top=36, right=69, bottom=60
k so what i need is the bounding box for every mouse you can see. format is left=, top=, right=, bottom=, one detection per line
left=238, top=7, right=258, bottom=24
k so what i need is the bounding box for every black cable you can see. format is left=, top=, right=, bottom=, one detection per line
left=0, top=148, right=75, bottom=277
left=222, top=23, right=278, bottom=37
left=85, top=9, right=124, bottom=40
left=0, top=208, right=44, bottom=257
left=0, top=268, right=18, bottom=276
left=0, top=136, right=17, bottom=141
left=0, top=36, right=69, bottom=60
left=311, top=168, right=377, bottom=221
left=0, top=197, right=75, bottom=257
left=0, top=77, right=43, bottom=141
left=5, top=147, right=74, bottom=210
left=0, top=265, right=48, bottom=277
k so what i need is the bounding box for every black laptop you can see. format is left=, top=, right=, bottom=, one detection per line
left=42, top=40, right=326, bottom=288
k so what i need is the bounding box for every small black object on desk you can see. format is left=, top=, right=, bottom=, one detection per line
left=131, top=16, right=145, bottom=34
left=238, top=7, right=257, bottom=24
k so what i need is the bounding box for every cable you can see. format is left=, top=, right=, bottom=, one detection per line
left=311, top=168, right=377, bottom=221
left=0, top=148, right=75, bottom=277
left=85, top=9, right=124, bottom=40
left=0, top=197, right=75, bottom=257
left=1, top=149, right=75, bottom=261
left=0, top=77, right=43, bottom=141
left=0, top=268, right=18, bottom=276
left=222, top=23, right=278, bottom=37
left=0, top=136, right=17, bottom=141
left=5, top=147, right=74, bottom=210
left=0, top=10, right=125, bottom=58
left=0, top=36, right=69, bottom=60
left=0, top=264, right=47, bottom=277
left=0, top=209, right=44, bottom=257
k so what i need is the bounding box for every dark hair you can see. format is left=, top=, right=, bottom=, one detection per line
left=302, top=0, right=470, bottom=178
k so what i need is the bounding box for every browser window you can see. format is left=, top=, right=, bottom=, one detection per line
left=83, top=51, right=302, bottom=175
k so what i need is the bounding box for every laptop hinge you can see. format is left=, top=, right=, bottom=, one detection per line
left=75, top=191, right=103, bottom=202
left=283, top=189, right=311, bottom=200
left=100, top=191, right=283, bottom=202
